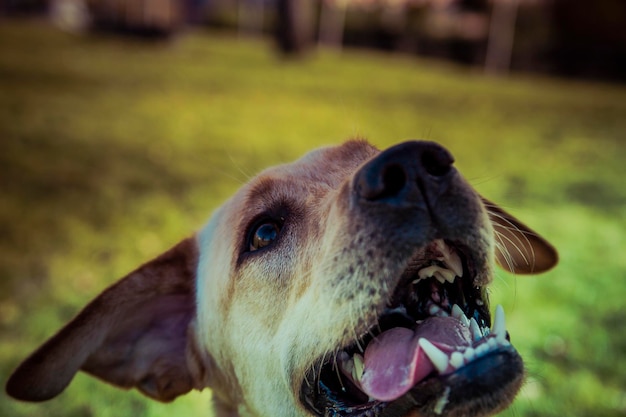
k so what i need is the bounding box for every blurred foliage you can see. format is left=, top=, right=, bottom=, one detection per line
left=1, top=21, right=625, bottom=417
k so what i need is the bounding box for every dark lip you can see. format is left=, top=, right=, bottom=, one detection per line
left=299, top=241, right=506, bottom=417
left=300, top=347, right=523, bottom=417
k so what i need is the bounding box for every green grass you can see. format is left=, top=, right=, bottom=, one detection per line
left=1, top=20, right=625, bottom=417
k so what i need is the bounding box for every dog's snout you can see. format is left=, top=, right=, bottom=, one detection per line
left=355, top=140, right=455, bottom=207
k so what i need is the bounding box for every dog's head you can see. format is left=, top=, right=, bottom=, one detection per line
left=6, top=140, right=557, bottom=417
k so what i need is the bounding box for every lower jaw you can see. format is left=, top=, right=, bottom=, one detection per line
left=391, top=346, right=524, bottom=417
left=302, top=345, right=524, bottom=417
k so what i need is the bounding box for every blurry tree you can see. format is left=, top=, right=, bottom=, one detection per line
left=318, top=0, right=348, bottom=49
left=238, top=0, right=266, bottom=36
left=275, top=0, right=315, bottom=54
left=485, top=0, right=518, bottom=75
left=0, top=0, right=49, bottom=15
left=87, top=0, right=209, bottom=37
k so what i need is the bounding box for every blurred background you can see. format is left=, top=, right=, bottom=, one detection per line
left=0, top=1, right=625, bottom=417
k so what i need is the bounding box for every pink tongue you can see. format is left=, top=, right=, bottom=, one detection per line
left=359, top=317, right=472, bottom=402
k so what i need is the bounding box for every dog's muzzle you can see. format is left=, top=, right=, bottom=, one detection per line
left=299, top=142, right=524, bottom=417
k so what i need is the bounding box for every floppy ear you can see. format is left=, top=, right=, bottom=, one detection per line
left=482, top=198, right=558, bottom=274
left=6, top=237, right=201, bottom=403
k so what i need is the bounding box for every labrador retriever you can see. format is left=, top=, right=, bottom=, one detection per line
left=6, top=140, right=558, bottom=417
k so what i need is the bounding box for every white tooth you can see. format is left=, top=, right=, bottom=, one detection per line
left=469, top=318, right=483, bottom=341
left=429, top=304, right=450, bottom=318
left=451, top=305, right=468, bottom=327
left=445, top=250, right=463, bottom=277
left=352, top=353, right=364, bottom=382
left=450, top=352, right=464, bottom=369
left=429, top=303, right=441, bottom=316
left=487, top=337, right=498, bottom=350
left=420, top=265, right=455, bottom=284
left=463, top=347, right=475, bottom=361
left=441, top=269, right=457, bottom=283
left=492, top=305, right=506, bottom=338
left=434, top=240, right=463, bottom=277
left=433, top=271, right=447, bottom=284
left=452, top=304, right=470, bottom=327
left=418, top=266, right=437, bottom=280
left=419, top=338, right=449, bottom=374
left=476, top=299, right=484, bottom=306
left=451, top=304, right=463, bottom=320
left=432, top=269, right=455, bottom=284
left=476, top=343, right=489, bottom=357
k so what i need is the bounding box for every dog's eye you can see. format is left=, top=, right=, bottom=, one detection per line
left=249, top=222, right=281, bottom=252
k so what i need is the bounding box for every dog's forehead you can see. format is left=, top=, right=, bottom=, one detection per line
left=249, top=140, right=379, bottom=194
left=296, top=139, right=379, bottom=172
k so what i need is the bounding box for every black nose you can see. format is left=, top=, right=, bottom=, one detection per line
left=354, top=140, right=455, bottom=208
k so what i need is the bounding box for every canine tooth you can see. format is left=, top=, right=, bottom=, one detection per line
left=450, top=352, right=464, bottom=369
left=434, top=240, right=463, bottom=278
left=445, top=251, right=463, bottom=278
left=487, top=337, right=498, bottom=350
left=492, top=305, right=506, bottom=338
left=451, top=304, right=470, bottom=327
left=352, top=353, right=364, bottom=382
left=451, top=304, right=464, bottom=320
left=469, top=318, right=483, bottom=341
left=419, top=338, right=449, bottom=374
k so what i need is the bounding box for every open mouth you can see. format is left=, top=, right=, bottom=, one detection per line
left=300, top=240, right=523, bottom=417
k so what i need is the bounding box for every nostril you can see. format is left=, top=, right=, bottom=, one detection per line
left=355, top=141, right=455, bottom=205
left=379, top=164, right=407, bottom=200
left=421, top=147, right=454, bottom=177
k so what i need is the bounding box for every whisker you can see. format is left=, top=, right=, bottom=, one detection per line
left=494, top=235, right=516, bottom=273
left=487, top=208, right=538, bottom=268
left=332, top=350, right=346, bottom=393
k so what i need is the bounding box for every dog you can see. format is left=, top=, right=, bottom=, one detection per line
left=6, top=140, right=557, bottom=417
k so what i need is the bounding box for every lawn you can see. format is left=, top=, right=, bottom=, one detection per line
left=0, top=20, right=625, bottom=417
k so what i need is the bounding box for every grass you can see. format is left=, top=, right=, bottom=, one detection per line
left=1, top=20, right=625, bottom=417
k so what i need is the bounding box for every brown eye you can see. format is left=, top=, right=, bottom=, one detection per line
left=250, top=222, right=281, bottom=251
